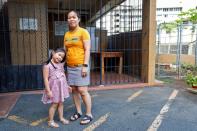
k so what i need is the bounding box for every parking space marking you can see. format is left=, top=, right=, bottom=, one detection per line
left=7, top=94, right=99, bottom=127
left=83, top=112, right=110, bottom=131
left=127, top=90, right=143, bottom=102
left=30, top=117, right=48, bottom=126
left=29, top=104, right=75, bottom=126
left=8, top=115, right=29, bottom=124
left=67, top=104, right=75, bottom=109
left=29, top=95, right=98, bottom=127
left=91, top=94, right=98, bottom=98
left=147, top=89, right=179, bottom=131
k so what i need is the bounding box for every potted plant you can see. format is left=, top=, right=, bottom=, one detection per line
left=185, top=73, right=197, bottom=88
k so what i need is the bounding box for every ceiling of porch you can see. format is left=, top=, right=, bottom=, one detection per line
left=48, top=0, right=92, bottom=10
left=47, top=0, right=125, bottom=22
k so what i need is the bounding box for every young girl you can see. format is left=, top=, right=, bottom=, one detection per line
left=41, top=47, right=70, bottom=128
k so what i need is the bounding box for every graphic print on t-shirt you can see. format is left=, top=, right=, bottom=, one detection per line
left=65, top=37, right=79, bottom=44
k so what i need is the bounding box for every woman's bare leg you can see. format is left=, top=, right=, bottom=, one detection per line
left=78, top=86, right=92, bottom=117
left=72, top=86, right=82, bottom=114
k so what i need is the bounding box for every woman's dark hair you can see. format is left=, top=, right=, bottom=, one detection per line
left=67, top=10, right=81, bottom=19
left=44, top=47, right=66, bottom=69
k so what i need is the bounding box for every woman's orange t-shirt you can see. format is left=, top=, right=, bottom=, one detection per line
left=64, top=27, right=90, bottom=66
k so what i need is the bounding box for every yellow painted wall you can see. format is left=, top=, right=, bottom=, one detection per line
left=156, top=54, right=195, bottom=65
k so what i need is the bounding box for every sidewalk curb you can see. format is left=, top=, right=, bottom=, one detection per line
left=186, top=88, right=197, bottom=94
left=88, top=82, right=164, bottom=91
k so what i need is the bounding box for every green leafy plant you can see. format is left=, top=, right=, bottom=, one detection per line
left=182, top=64, right=197, bottom=87
left=185, top=73, right=197, bottom=87
left=159, top=22, right=177, bottom=34
left=181, top=63, right=197, bottom=74
left=176, top=8, right=197, bottom=24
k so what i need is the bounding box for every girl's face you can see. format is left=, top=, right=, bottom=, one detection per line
left=67, top=11, right=80, bottom=29
left=52, top=51, right=65, bottom=63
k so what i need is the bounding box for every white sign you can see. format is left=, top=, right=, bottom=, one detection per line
left=55, top=21, right=68, bottom=36
left=19, top=18, right=38, bottom=30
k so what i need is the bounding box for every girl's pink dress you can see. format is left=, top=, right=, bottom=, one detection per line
left=41, top=62, right=69, bottom=104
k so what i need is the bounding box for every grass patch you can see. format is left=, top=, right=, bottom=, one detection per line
left=156, top=77, right=175, bottom=84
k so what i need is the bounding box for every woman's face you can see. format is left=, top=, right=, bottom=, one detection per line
left=67, top=11, right=80, bottom=29
left=52, top=51, right=65, bottom=63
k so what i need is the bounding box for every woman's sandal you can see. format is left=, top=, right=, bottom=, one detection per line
left=80, top=115, right=93, bottom=125
left=60, top=118, right=70, bottom=125
left=48, top=120, right=59, bottom=128
left=70, top=112, right=82, bottom=121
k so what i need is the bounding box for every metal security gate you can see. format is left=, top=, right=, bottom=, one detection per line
left=0, top=0, right=144, bottom=92
left=0, top=0, right=48, bottom=92
left=156, top=24, right=197, bottom=79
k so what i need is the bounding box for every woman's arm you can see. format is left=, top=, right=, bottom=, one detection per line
left=83, top=39, right=91, bottom=65
left=81, top=39, right=91, bottom=77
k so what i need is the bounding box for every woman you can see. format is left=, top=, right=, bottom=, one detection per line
left=64, top=10, right=93, bottom=125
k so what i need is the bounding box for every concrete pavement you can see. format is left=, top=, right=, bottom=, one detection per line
left=1, top=85, right=197, bottom=131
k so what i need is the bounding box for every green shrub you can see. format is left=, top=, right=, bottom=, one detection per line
left=185, top=73, right=197, bottom=86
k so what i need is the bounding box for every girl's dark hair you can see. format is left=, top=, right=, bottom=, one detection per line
left=67, top=10, right=81, bottom=19
left=44, top=47, right=66, bottom=68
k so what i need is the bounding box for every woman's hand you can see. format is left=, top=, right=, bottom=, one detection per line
left=81, top=67, right=88, bottom=77
left=46, top=90, right=53, bottom=98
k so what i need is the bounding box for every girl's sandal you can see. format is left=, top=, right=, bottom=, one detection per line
left=48, top=120, right=59, bottom=128
left=60, top=118, right=70, bottom=125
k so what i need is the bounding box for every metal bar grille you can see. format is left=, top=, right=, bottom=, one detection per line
left=0, top=0, right=144, bottom=92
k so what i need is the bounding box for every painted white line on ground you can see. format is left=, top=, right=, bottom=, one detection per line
left=91, top=94, right=98, bottom=98
left=8, top=115, right=29, bottom=124
left=83, top=112, right=110, bottom=131
left=127, top=90, right=143, bottom=102
left=67, top=104, right=75, bottom=109
left=147, top=89, right=179, bottom=131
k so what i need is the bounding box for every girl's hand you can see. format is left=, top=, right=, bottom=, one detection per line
left=46, top=90, right=53, bottom=98
left=81, top=67, right=88, bottom=77
left=68, top=86, right=72, bottom=92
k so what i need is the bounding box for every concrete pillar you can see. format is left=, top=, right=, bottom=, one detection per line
left=141, top=0, right=156, bottom=84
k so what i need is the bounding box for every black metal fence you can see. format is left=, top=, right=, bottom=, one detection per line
left=0, top=0, right=144, bottom=92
